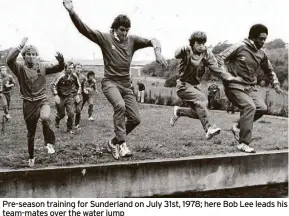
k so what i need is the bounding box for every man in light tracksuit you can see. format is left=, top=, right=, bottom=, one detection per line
left=63, top=0, right=168, bottom=160
left=51, top=61, right=81, bottom=134
left=217, top=24, right=282, bottom=153
left=6, top=37, right=65, bottom=167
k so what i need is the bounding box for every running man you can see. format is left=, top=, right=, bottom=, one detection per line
left=170, top=31, right=235, bottom=140
left=6, top=37, right=65, bottom=167
left=81, top=71, right=98, bottom=121
left=73, top=62, right=87, bottom=129
left=0, top=66, right=16, bottom=120
left=217, top=24, right=281, bottom=153
left=63, top=0, right=168, bottom=159
left=51, top=61, right=81, bottom=134
left=136, top=80, right=145, bottom=103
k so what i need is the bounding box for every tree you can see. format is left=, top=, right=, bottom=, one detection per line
left=212, top=41, right=232, bottom=54
left=263, top=39, right=286, bottom=50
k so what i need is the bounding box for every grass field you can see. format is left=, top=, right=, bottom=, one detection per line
left=0, top=102, right=288, bottom=169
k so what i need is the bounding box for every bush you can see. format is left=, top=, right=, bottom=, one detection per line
left=164, top=75, right=178, bottom=87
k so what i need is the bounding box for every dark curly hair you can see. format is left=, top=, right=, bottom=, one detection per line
left=111, top=14, right=131, bottom=30
left=87, top=71, right=95, bottom=78
left=189, top=31, right=207, bottom=47
left=249, top=24, right=268, bottom=39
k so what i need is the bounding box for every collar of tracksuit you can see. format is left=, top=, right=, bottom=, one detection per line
left=243, top=38, right=259, bottom=51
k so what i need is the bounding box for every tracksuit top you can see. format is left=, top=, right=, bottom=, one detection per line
left=69, top=11, right=153, bottom=83
left=6, top=48, right=64, bottom=101
left=76, top=72, right=87, bottom=93
left=0, top=74, right=16, bottom=93
left=85, top=79, right=97, bottom=93
left=217, top=38, right=279, bottom=86
left=51, top=72, right=81, bottom=96
left=175, top=46, right=225, bottom=86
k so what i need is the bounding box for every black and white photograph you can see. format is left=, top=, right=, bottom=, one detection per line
left=0, top=0, right=288, bottom=202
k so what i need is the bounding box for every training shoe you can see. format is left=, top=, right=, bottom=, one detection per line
left=170, top=106, right=180, bottom=126
left=206, top=124, right=221, bottom=140
left=5, top=114, right=11, bottom=119
left=67, top=130, right=74, bottom=134
left=55, top=119, right=60, bottom=129
left=231, top=123, right=240, bottom=141
left=106, top=140, right=120, bottom=160
left=119, top=142, right=132, bottom=157
left=46, top=143, right=55, bottom=154
left=237, top=143, right=256, bottom=153
left=88, top=116, right=94, bottom=121
left=28, top=158, right=35, bottom=167
left=75, top=125, right=81, bottom=130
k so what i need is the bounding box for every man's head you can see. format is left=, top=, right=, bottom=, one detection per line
left=259, top=80, right=266, bottom=87
left=111, top=14, right=131, bottom=43
left=74, top=62, right=82, bottom=73
left=211, top=79, right=216, bottom=83
left=65, top=61, right=74, bottom=75
left=248, top=24, right=268, bottom=50
left=21, top=45, right=39, bottom=67
left=0, top=66, right=7, bottom=77
left=189, top=31, right=207, bottom=54
left=87, top=71, right=95, bottom=80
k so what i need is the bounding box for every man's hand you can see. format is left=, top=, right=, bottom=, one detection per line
left=5, top=83, right=15, bottom=88
left=274, top=84, right=282, bottom=94
left=63, top=0, right=74, bottom=12
left=83, top=88, right=88, bottom=94
left=155, top=52, right=168, bottom=68
left=221, top=71, right=244, bottom=82
left=221, top=72, right=235, bottom=82
left=20, top=37, right=28, bottom=48
left=54, top=95, right=61, bottom=105
left=55, top=52, right=64, bottom=64
left=75, top=95, right=81, bottom=103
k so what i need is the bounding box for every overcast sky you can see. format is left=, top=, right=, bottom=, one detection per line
left=0, top=0, right=288, bottom=61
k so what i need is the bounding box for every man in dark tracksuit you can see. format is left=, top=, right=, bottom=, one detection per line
left=217, top=24, right=281, bottom=153
left=136, top=81, right=145, bottom=103
left=51, top=61, right=81, bottom=134
left=6, top=37, right=65, bottom=167
left=170, top=31, right=235, bottom=140
left=0, top=66, right=16, bottom=119
left=63, top=0, right=168, bottom=159
left=207, top=79, right=220, bottom=110
left=73, top=62, right=86, bottom=129
left=81, top=71, right=98, bottom=121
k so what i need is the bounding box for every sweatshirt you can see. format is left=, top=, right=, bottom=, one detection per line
left=51, top=72, right=81, bottom=96
left=0, top=74, right=16, bottom=93
left=217, top=38, right=279, bottom=86
left=69, top=11, right=153, bottom=83
left=175, top=46, right=226, bottom=85
left=6, top=48, right=64, bottom=101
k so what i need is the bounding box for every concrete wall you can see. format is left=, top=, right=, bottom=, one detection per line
left=0, top=150, right=287, bottom=198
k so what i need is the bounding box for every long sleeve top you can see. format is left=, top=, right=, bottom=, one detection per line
left=6, top=48, right=64, bottom=101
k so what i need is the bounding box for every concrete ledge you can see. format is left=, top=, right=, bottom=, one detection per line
left=0, top=150, right=288, bottom=198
